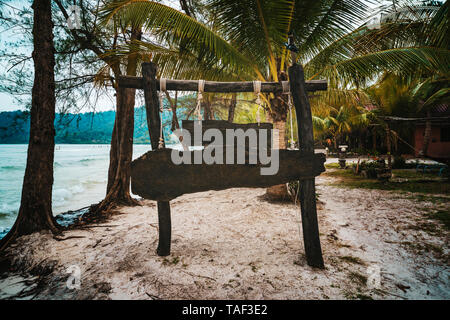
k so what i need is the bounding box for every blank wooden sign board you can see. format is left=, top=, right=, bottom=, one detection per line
left=118, top=62, right=327, bottom=268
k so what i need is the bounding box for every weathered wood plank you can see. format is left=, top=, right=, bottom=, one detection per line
left=131, top=149, right=326, bottom=201
left=118, top=76, right=327, bottom=92
left=289, top=63, right=325, bottom=269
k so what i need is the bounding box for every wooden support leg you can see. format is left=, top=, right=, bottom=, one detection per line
left=299, top=179, right=324, bottom=268
left=141, top=62, right=172, bottom=257
left=289, top=63, right=325, bottom=269
left=156, top=201, right=171, bottom=256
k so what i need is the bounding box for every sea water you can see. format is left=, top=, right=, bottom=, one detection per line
left=0, top=144, right=154, bottom=237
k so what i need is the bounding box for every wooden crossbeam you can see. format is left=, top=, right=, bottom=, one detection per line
left=118, top=76, right=327, bottom=92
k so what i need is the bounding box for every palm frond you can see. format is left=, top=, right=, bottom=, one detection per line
left=311, top=46, right=450, bottom=86
left=100, top=0, right=261, bottom=78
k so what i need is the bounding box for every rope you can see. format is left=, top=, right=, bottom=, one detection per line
left=253, top=80, right=262, bottom=125
left=195, top=80, right=205, bottom=121
left=282, top=81, right=295, bottom=149
left=158, top=78, right=167, bottom=149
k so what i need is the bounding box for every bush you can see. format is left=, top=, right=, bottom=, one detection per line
left=353, top=160, right=386, bottom=179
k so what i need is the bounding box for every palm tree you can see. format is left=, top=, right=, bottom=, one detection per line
left=410, top=76, right=450, bottom=157
left=101, top=0, right=370, bottom=146
left=100, top=0, right=449, bottom=198
left=366, top=71, right=449, bottom=158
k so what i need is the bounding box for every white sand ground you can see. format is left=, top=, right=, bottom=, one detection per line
left=0, top=173, right=448, bottom=300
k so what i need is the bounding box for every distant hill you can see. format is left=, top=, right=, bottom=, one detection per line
left=0, top=97, right=194, bottom=144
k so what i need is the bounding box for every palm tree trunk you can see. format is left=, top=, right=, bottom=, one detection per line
left=265, top=95, right=288, bottom=201
left=1, top=0, right=59, bottom=250
left=273, top=119, right=286, bottom=149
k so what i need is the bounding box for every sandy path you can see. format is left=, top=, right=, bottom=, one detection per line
left=0, top=174, right=448, bottom=299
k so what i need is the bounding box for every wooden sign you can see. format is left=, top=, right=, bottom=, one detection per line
left=123, top=62, right=327, bottom=268
left=131, top=149, right=326, bottom=201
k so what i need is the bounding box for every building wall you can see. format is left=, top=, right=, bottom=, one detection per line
left=414, top=125, right=450, bottom=159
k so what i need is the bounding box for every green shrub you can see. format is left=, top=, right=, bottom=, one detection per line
left=354, top=160, right=386, bottom=179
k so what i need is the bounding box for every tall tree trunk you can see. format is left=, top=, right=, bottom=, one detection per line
left=1, top=0, right=59, bottom=251
left=420, top=110, right=432, bottom=157
left=228, top=93, right=236, bottom=123
left=106, top=92, right=120, bottom=194
left=92, top=29, right=141, bottom=214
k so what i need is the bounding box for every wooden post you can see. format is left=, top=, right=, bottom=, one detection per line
left=142, top=62, right=172, bottom=256
left=142, top=62, right=162, bottom=150
left=156, top=201, right=171, bottom=256
left=288, top=63, right=325, bottom=269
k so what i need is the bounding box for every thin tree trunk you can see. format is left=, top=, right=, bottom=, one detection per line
left=228, top=93, right=236, bottom=123
left=1, top=0, right=59, bottom=250
left=386, top=125, right=392, bottom=169
left=203, top=99, right=213, bottom=120
left=106, top=90, right=120, bottom=194
left=93, top=29, right=141, bottom=214
left=165, top=91, right=180, bottom=131
left=420, top=110, right=432, bottom=157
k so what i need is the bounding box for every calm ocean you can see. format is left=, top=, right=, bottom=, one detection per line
left=0, top=144, right=153, bottom=235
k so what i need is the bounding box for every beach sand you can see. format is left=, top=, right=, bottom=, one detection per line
left=0, top=173, right=448, bottom=300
